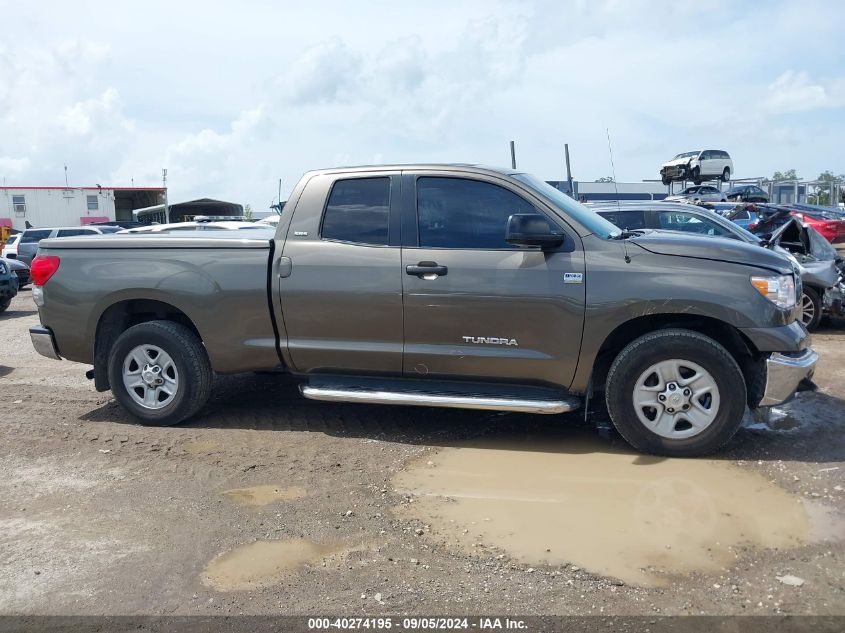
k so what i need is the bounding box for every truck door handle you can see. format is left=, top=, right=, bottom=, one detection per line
left=406, top=262, right=448, bottom=279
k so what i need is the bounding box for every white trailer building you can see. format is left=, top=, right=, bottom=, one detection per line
left=0, top=186, right=165, bottom=231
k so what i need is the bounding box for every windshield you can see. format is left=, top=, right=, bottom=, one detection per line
left=97, top=226, right=123, bottom=233
left=513, top=174, right=621, bottom=238
left=5, top=235, right=18, bottom=245
left=673, top=151, right=699, bottom=159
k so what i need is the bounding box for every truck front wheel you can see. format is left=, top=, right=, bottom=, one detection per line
left=605, top=329, right=746, bottom=457
left=107, top=320, right=212, bottom=426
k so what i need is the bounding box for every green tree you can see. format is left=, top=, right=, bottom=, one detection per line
left=772, top=169, right=799, bottom=181
left=243, top=203, right=253, bottom=221
left=808, top=171, right=845, bottom=205
left=595, top=176, right=615, bottom=183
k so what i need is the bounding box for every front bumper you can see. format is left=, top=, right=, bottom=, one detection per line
left=29, top=325, right=62, bottom=360
left=661, top=165, right=688, bottom=179
left=758, top=348, right=819, bottom=407
left=823, top=281, right=845, bottom=317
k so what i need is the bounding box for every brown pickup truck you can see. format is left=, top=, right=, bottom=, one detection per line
left=28, top=164, right=817, bottom=456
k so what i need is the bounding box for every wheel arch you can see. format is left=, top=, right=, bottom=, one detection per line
left=588, top=314, right=762, bottom=406
left=93, top=298, right=202, bottom=392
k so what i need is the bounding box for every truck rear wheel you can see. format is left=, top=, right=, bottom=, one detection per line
left=107, top=320, right=212, bottom=426
left=605, top=329, right=746, bottom=457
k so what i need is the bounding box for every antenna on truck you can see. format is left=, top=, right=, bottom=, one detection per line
left=606, top=128, right=631, bottom=263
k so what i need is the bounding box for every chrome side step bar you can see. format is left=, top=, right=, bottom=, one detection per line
left=300, top=385, right=580, bottom=415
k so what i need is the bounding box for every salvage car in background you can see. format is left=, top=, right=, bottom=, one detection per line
left=664, top=185, right=727, bottom=203
left=726, top=185, right=769, bottom=203
left=0, top=258, right=19, bottom=312
left=16, top=225, right=124, bottom=266
left=3, top=257, right=30, bottom=288
left=119, top=221, right=271, bottom=234
left=744, top=208, right=844, bottom=330
left=2, top=233, right=19, bottom=259
left=660, top=150, right=733, bottom=185
left=592, top=202, right=839, bottom=331
left=787, top=208, right=845, bottom=247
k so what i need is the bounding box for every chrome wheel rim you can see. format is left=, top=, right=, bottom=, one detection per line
left=633, top=359, right=720, bottom=439
left=122, top=344, right=179, bottom=410
left=801, top=293, right=815, bottom=326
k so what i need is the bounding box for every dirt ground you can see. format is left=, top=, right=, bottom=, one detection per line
left=0, top=289, right=843, bottom=616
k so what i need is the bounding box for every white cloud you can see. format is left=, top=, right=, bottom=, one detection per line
left=0, top=157, right=31, bottom=178
left=0, top=1, right=844, bottom=208
left=765, top=70, right=845, bottom=114
left=57, top=88, right=134, bottom=136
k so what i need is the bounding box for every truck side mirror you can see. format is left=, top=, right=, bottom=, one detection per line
left=506, top=214, right=566, bottom=250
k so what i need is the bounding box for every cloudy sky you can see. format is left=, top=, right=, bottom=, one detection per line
left=1, top=0, right=843, bottom=210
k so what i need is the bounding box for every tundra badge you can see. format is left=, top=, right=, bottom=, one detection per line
left=462, top=336, right=518, bottom=346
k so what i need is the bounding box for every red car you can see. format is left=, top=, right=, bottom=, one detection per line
left=789, top=209, right=845, bottom=245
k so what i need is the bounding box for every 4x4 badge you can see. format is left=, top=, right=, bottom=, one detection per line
left=564, top=272, right=583, bottom=284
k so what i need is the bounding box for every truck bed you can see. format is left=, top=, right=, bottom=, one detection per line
left=35, top=232, right=281, bottom=373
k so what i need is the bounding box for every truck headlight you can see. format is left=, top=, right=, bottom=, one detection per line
left=751, top=275, right=796, bottom=310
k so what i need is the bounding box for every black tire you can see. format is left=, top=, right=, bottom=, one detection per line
left=0, top=298, right=10, bottom=313
left=721, top=167, right=731, bottom=182
left=801, top=287, right=822, bottom=331
left=691, top=167, right=701, bottom=185
left=107, top=320, right=212, bottom=426
left=605, top=328, right=746, bottom=457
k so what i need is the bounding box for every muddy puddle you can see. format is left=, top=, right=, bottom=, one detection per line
left=393, top=430, right=841, bottom=586
left=202, top=538, right=343, bottom=591
left=222, top=484, right=306, bottom=507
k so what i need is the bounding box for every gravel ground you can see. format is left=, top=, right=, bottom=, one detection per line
left=0, top=289, right=843, bottom=616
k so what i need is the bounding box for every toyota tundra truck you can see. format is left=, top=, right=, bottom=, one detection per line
left=28, top=164, right=817, bottom=456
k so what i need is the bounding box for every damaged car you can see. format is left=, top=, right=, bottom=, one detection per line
left=747, top=208, right=843, bottom=330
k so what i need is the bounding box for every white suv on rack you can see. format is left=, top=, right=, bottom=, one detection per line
left=660, top=150, right=733, bottom=185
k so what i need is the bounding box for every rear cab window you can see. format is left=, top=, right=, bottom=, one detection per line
left=321, top=177, right=390, bottom=246
left=56, top=228, right=98, bottom=237
left=20, top=229, right=52, bottom=243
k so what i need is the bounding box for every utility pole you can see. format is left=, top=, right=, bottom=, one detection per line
left=162, top=168, right=169, bottom=223
left=564, top=144, right=573, bottom=196
left=509, top=141, right=516, bottom=169
left=278, top=178, right=282, bottom=214
left=64, top=165, right=69, bottom=188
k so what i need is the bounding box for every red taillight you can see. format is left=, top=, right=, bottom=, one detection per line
left=30, top=255, right=61, bottom=286
left=748, top=223, right=759, bottom=230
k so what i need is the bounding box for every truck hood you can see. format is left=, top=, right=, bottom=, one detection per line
left=630, top=230, right=793, bottom=274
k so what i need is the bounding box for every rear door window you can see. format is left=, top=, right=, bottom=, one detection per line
left=321, top=177, right=390, bottom=246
